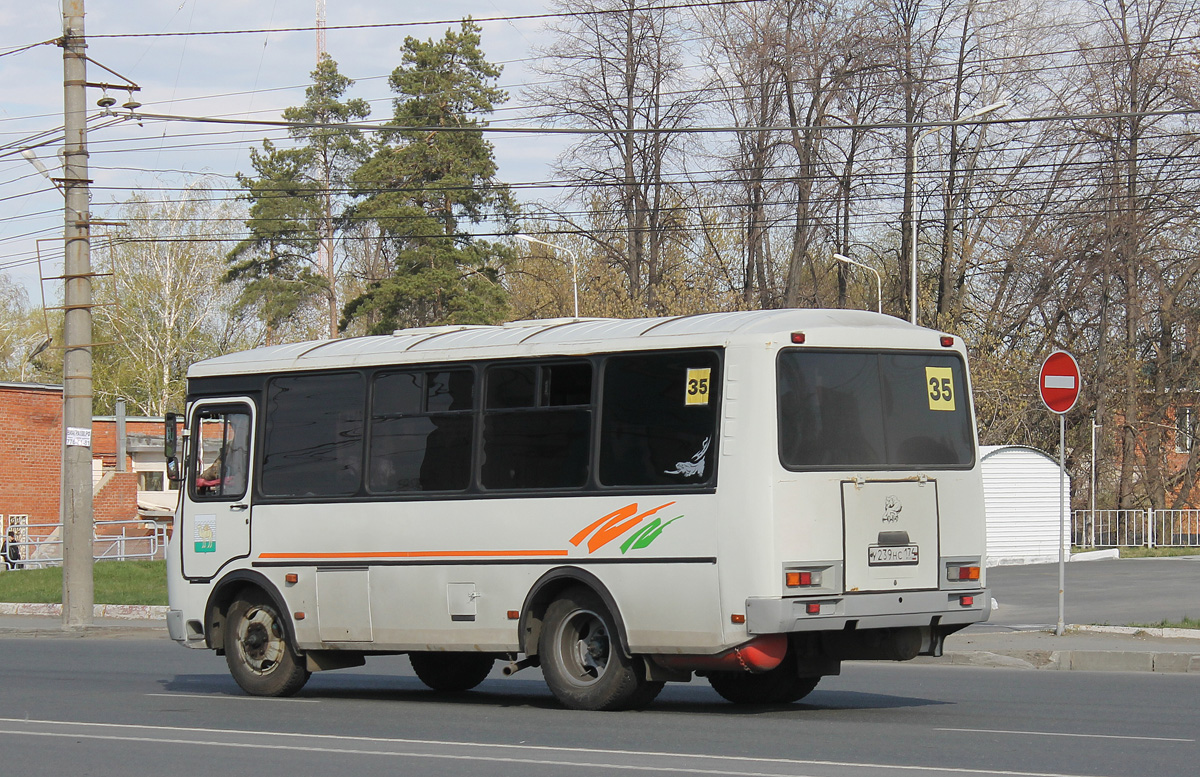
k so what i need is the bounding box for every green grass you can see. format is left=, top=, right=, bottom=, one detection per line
left=0, top=560, right=167, bottom=606
left=1073, top=546, right=1200, bottom=558
left=1129, top=616, right=1200, bottom=630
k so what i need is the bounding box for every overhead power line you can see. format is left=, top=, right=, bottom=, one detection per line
left=84, top=1, right=770, bottom=39
left=109, top=104, right=1200, bottom=141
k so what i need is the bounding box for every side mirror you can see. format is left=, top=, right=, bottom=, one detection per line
left=164, top=412, right=180, bottom=483
left=164, top=413, right=178, bottom=459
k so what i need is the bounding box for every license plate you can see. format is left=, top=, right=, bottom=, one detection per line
left=868, top=544, right=919, bottom=566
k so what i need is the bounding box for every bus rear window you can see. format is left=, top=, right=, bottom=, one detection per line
left=777, top=350, right=974, bottom=470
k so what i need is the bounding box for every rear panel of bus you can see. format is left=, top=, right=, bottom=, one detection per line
left=715, top=336, right=988, bottom=647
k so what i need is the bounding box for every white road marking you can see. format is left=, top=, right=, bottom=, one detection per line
left=937, top=727, right=1192, bottom=743
left=146, top=692, right=319, bottom=703
left=0, top=717, right=1124, bottom=777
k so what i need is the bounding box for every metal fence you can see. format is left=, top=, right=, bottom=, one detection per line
left=3, top=519, right=168, bottom=569
left=1073, top=509, right=1200, bottom=548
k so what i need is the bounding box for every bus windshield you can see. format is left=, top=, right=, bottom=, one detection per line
left=777, top=350, right=975, bottom=470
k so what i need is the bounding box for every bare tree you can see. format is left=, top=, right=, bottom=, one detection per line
left=94, top=180, right=261, bottom=416
left=1066, top=0, right=1200, bottom=508
left=527, top=0, right=701, bottom=312
left=696, top=1, right=789, bottom=308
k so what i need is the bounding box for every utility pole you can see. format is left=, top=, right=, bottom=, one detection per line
left=61, top=0, right=95, bottom=629
left=315, top=0, right=337, bottom=338
left=316, top=0, right=327, bottom=64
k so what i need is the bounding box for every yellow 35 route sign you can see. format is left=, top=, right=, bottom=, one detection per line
left=925, top=367, right=955, bottom=411
left=685, top=368, right=711, bottom=405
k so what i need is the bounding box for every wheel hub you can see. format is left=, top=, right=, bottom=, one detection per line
left=559, top=609, right=609, bottom=686
left=238, top=606, right=283, bottom=674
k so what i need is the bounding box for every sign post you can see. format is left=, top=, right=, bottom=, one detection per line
left=1039, top=351, right=1081, bottom=636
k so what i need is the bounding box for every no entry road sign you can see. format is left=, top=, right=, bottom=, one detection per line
left=1039, top=350, right=1081, bottom=414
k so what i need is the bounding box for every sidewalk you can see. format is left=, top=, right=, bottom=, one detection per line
left=0, top=602, right=169, bottom=639
left=927, top=624, right=1200, bottom=672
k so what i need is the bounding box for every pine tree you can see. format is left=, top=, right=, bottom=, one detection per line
left=227, top=54, right=370, bottom=341
left=343, top=20, right=517, bottom=333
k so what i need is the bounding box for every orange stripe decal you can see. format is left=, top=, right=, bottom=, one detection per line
left=570, top=504, right=636, bottom=548
left=258, top=549, right=569, bottom=560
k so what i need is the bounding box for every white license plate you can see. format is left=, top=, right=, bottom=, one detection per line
left=868, top=544, right=919, bottom=566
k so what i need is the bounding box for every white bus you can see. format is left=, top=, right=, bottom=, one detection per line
left=165, top=309, right=988, bottom=710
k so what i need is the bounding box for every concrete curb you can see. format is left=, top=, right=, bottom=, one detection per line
left=0, top=602, right=167, bottom=620
left=935, top=649, right=1200, bottom=673
left=1070, top=548, right=1121, bottom=562
left=1068, top=623, right=1200, bottom=640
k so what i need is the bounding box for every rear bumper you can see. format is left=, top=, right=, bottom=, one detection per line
left=745, top=587, right=989, bottom=635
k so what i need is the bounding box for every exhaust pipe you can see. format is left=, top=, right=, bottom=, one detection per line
left=502, top=656, right=540, bottom=676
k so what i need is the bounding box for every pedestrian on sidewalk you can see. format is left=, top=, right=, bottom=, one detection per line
left=3, top=531, right=20, bottom=570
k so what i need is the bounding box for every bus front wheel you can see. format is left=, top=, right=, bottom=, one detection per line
left=409, top=652, right=495, bottom=692
left=224, top=591, right=310, bottom=697
left=538, top=587, right=663, bottom=711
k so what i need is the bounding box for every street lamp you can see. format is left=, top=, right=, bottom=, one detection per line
left=516, top=233, right=580, bottom=319
left=20, top=148, right=64, bottom=194
left=20, top=336, right=52, bottom=382
left=833, top=253, right=882, bottom=314
left=909, top=100, right=1008, bottom=326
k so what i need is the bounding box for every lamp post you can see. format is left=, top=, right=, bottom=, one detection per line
left=909, top=100, right=1007, bottom=326
left=19, top=336, right=52, bottom=382
left=516, top=234, right=579, bottom=319
left=833, top=254, right=882, bottom=314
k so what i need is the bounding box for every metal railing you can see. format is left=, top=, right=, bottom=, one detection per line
left=2, top=519, right=168, bottom=570
left=1073, top=509, right=1200, bottom=548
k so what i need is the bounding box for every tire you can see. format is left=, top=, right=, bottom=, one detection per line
left=708, top=659, right=820, bottom=705
left=538, top=586, right=663, bottom=711
left=224, top=590, right=310, bottom=697
left=410, top=652, right=495, bottom=692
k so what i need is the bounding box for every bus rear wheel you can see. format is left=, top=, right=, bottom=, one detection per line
left=224, top=591, right=310, bottom=697
left=708, top=661, right=820, bottom=705
left=538, top=587, right=663, bottom=711
left=409, top=652, right=495, bottom=692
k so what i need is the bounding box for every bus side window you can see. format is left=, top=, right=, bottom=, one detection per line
left=192, top=408, right=251, bottom=501
left=262, top=373, right=365, bottom=498
left=369, top=369, right=474, bottom=493
left=480, top=361, right=592, bottom=491
left=599, top=351, right=719, bottom=487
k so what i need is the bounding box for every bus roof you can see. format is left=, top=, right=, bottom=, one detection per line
left=188, top=309, right=946, bottom=378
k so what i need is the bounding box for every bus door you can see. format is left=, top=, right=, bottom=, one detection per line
left=842, top=479, right=939, bottom=592
left=181, top=400, right=255, bottom=580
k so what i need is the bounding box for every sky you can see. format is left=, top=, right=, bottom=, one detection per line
left=0, top=1, right=566, bottom=303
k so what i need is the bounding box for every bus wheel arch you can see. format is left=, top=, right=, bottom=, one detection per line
left=519, top=567, right=631, bottom=660
left=205, top=571, right=295, bottom=656
left=536, top=584, right=663, bottom=710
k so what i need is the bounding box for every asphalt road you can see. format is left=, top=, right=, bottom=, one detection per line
left=2, top=635, right=1199, bottom=777
left=980, top=556, right=1200, bottom=629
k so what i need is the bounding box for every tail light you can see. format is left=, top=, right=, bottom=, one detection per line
left=785, top=571, right=816, bottom=587
left=947, top=565, right=980, bottom=582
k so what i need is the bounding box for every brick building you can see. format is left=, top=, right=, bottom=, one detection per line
left=1, top=382, right=175, bottom=564
left=0, top=382, right=63, bottom=546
